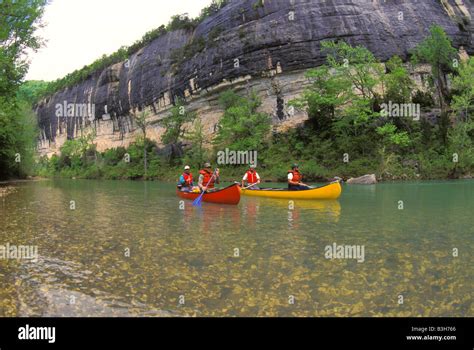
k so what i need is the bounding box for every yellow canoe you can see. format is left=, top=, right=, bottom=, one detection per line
left=241, top=181, right=342, bottom=200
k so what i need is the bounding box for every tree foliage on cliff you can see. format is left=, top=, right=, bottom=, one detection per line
left=213, top=90, right=271, bottom=153
left=160, top=99, right=197, bottom=147
left=450, top=57, right=474, bottom=120
left=287, top=33, right=473, bottom=180
left=183, top=118, right=208, bottom=169
left=36, top=26, right=474, bottom=182
left=411, top=25, right=458, bottom=109
left=37, top=0, right=230, bottom=101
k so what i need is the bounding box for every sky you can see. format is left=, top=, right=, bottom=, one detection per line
left=25, top=0, right=211, bottom=81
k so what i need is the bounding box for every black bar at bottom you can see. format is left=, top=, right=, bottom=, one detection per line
left=0, top=317, right=472, bottom=349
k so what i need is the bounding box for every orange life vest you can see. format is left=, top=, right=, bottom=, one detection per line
left=200, top=169, right=216, bottom=189
left=245, top=170, right=258, bottom=184
left=288, top=169, right=302, bottom=183
left=182, top=172, right=193, bottom=186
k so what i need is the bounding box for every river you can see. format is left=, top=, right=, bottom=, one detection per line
left=0, top=179, right=472, bottom=316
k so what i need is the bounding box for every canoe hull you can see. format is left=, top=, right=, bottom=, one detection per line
left=176, top=184, right=241, bottom=205
left=241, top=182, right=342, bottom=200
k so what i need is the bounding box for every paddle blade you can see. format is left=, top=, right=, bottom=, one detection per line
left=192, top=195, right=203, bottom=207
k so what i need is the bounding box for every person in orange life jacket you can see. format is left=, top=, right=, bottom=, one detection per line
left=177, top=165, right=194, bottom=191
left=241, top=164, right=261, bottom=189
left=198, top=162, right=220, bottom=192
left=288, top=164, right=311, bottom=190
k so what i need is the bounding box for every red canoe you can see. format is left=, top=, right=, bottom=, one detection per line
left=176, top=184, right=241, bottom=205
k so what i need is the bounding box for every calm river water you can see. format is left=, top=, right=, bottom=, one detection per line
left=0, top=179, right=472, bottom=316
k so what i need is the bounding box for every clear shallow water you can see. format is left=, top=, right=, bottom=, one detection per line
left=0, top=179, right=472, bottom=317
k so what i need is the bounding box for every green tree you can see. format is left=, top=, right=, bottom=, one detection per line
left=289, top=41, right=384, bottom=164
left=160, top=99, right=196, bottom=163
left=411, top=25, right=458, bottom=109
left=450, top=57, right=474, bottom=121
left=384, top=56, right=413, bottom=104
left=17, top=80, right=49, bottom=104
left=183, top=118, right=208, bottom=168
left=447, top=120, right=474, bottom=176
left=195, top=0, right=229, bottom=23
left=134, top=110, right=151, bottom=177
left=0, top=0, right=47, bottom=179
left=376, top=123, right=410, bottom=177
left=289, top=66, right=351, bottom=135
left=5, top=100, right=38, bottom=176
left=321, top=40, right=384, bottom=101
left=213, top=90, right=271, bottom=152
left=323, top=42, right=383, bottom=156
left=0, top=0, right=46, bottom=96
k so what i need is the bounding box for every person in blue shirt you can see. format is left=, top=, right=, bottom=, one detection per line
left=177, top=165, right=194, bottom=191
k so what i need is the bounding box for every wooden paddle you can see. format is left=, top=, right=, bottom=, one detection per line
left=242, top=182, right=258, bottom=190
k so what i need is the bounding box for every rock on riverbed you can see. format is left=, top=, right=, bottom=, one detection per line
left=0, top=186, right=16, bottom=198
left=346, top=174, right=377, bottom=185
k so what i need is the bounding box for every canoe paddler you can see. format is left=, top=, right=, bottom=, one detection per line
left=198, top=162, right=220, bottom=192
left=177, top=165, right=194, bottom=191
left=288, top=163, right=311, bottom=190
left=242, top=164, right=261, bottom=189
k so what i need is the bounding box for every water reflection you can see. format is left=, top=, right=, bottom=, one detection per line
left=0, top=180, right=472, bottom=317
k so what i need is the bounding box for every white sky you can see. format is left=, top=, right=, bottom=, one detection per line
left=25, top=0, right=211, bottom=81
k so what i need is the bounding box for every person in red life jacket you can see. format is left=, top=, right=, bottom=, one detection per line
left=288, top=163, right=311, bottom=190
left=241, top=164, right=261, bottom=189
left=198, top=162, right=220, bottom=192
left=177, top=165, right=194, bottom=191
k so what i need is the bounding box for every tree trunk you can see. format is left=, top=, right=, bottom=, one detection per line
left=144, top=147, right=147, bottom=178
left=143, top=131, right=147, bottom=179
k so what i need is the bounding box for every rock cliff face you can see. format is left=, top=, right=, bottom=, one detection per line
left=35, top=0, right=473, bottom=156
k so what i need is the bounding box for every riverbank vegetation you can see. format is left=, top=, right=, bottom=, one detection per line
left=0, top=0, right=47, bottom=180
left=34, top=25, right=474, bottom=183
left=3, top=11, right=473, bottom=183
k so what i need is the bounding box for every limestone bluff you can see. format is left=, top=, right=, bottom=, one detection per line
left=35, top=0, right=473, bottom=156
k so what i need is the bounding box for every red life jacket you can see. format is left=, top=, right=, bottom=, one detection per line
left=182, top=172, right=193, bottom=186
left=288, top=169, right=302, bottom=183
left=245, top=170, right=258, bottom=184
left=200, top=169, right=216, bottom=188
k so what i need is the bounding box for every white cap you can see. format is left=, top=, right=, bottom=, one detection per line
left=184, top=165, right=190, bottom=170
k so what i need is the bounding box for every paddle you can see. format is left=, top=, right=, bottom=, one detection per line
left=303, top=178, right=341, bottom=189
left=193, top=169, right=218, bottom=207
left=289, top=182, right=314, bottom=190
left=242, top=182, right=258, bottom=190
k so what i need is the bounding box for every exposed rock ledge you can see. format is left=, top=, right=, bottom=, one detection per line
left=34, top=0, right=473, bottom=156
